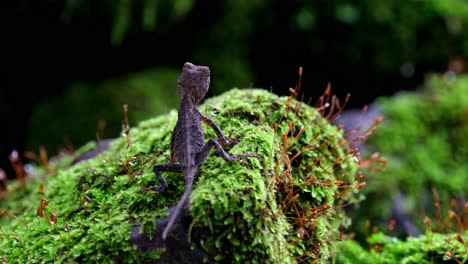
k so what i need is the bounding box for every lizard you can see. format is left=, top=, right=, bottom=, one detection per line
left=140, top=62, right=257, bottom=240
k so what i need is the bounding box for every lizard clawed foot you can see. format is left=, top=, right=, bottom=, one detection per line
left=138, top=185, right=166, bottom=194
left=243, top=153, right=263, bottom=161
left=235, top=153, right=262, bottom=168
left=223, top=130, right=240, bottom=146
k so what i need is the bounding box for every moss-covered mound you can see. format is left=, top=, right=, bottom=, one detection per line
left=336, top=230, right=468, bottom=264
left=354, top=73, right=468, bottom=239
left=0, top=88, right=362, bottom=263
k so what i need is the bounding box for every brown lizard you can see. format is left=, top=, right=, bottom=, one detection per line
left=140, top=62, right=256, bottom=240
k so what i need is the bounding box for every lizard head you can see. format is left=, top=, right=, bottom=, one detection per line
left=178, top=62, right=211, bottom=103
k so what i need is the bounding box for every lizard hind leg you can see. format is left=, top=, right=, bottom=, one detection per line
left=139, top=163, right=183, bottom=193
left=195, top=139, right=257, bottom=167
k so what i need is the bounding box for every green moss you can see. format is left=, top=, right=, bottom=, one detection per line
left=336, top=231, right=468, bottom=264
left=1, top=88, right=361, bottom=263
left=352, top=73, right=468, bottom=240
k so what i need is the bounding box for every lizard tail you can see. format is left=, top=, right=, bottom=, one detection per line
left=162, top=176, right=194, bottom=240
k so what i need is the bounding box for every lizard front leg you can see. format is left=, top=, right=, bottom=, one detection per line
left=199, top=113, right=234, bottom=147
left=139, top=164, right=183, bottom=193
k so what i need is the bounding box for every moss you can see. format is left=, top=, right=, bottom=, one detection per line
left=1, top=88, right=361, bottom=263
left=336, top=231, right=468, bottom=264
left=353, top=73, right=468, bottom=239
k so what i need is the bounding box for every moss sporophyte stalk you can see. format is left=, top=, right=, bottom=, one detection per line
left=0, top=86, right=372, bottom=263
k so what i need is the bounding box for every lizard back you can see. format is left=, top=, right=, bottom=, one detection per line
left=171, top=99, right=205, bottom=168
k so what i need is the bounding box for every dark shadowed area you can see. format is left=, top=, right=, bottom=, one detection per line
left=1, top=1, right=465, bottom=179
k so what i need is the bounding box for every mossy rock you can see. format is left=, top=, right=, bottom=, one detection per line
left=0, top=88, right=362, bottom=263
left=336, top=231, right=468, bottom=264
left=352, top=73, right=468, bottom=240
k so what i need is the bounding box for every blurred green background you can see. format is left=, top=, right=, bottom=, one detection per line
left=2, top=0, right=467, bottom=177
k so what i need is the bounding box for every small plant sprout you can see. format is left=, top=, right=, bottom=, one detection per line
left=23, top=146, right=55, bottom=175
left=465, top=202, right=468, bottom=230
left=8, top=149, right=27, bottom=189
left=445, top=251, right=463, bottom=264
left=38, top=183, right=44, bottom=195
left=50, top=212, right=64, bottom=242
left=0, top=210, right=29, bottom=231
left=424, top=216, right=432, bottom=231
left=1, top=211, right=17, bottom=240
left=36, top=198, right=50, bottom=226
left=39, top=146, right=54, bottom=175
left=121, top=104, right=131, bottom=148
left=356, top=151, right=387, bottom=172
left=36, top=197, right=64, bottom=241
left=0, top=210, right=16, bottom=222
left=413, top=188, right=467, bottom=261
left=81, top=183, right=91, bottom=208
left=119, top=156, right=137, bottom=181
left=62, top=136, right=76, bottom=155
left=65, top=223, right=71, bottom=233
left=0, top=251, right=7, bottom=264
left=64, top=223, right=72, bottom=242
left=0, top=169, right=7, bottom=197
left=314, top=83, right=351, bottom=123
left=387, top=219, right=396, bottom=236
left=96, top=119, right=106, bottom=152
